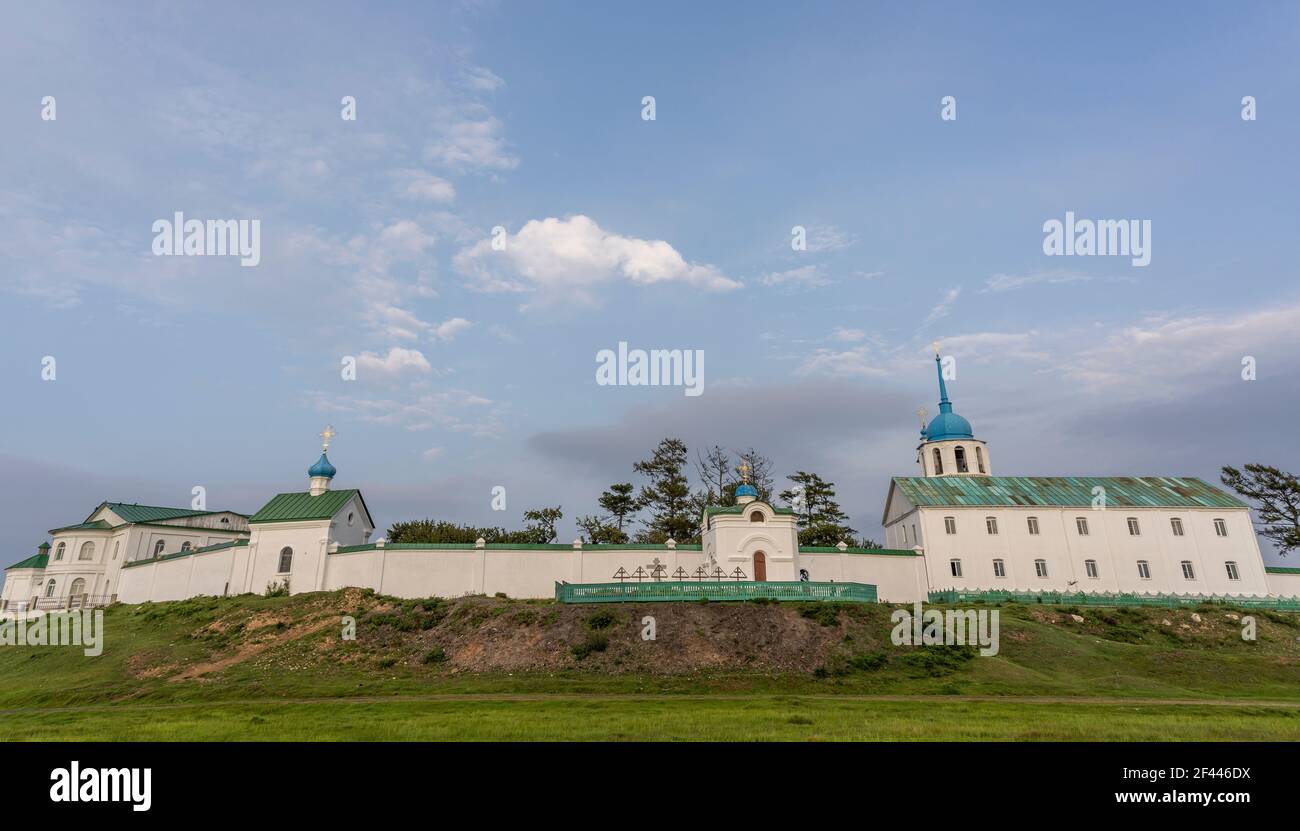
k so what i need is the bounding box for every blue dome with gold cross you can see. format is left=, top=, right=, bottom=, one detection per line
left=308, top=453, right=336, bottom=479
left=922, top=352, right=974, bottom=441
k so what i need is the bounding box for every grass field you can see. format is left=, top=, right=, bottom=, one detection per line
left=2, top=590, right=1299, bottom=741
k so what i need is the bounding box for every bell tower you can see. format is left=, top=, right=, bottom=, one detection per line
left=916, top=345, right=990, bottom=477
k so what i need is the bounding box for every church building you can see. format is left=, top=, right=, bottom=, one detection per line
left=4, top=357, right=1296, bottom=615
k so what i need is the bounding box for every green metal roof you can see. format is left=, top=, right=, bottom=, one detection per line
left=1265, top=566, right=1300, bottom=575
left=704, top=504, right=796, bottom=516
left=800, top=546, right=919, bottom=557
left=102, top=503, right=214, bottom=523
left=249, top=489, right=371, bottom=525
left=47, top=520, right=114, bottom=533
left=121, top=539, right=248, bottom=569
left=333, top=542, right=706, bottom=554
left=891, top=476, right=1246, bottom=511
left=5, top=552, right=49, bottom=570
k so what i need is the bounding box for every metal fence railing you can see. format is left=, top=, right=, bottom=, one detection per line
left=555, top=580, right=877, bottom=604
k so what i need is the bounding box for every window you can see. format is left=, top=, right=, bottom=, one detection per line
left=112, top=541, right=119, bottom=560
left=69, top=578, right=85, bottom=597
left=993, top=559, right=1006, bottom=578
left=1126, top=517, right=1141, bottom=536
left=749, top=511, right=764, bottom=523
left=950, top=559, right=963, bottom=578
left=347, top=511, right=356, bottom=527
left=1034, top=559, right=1048, bottom=578
left=1085, top=559, right=1099, bottom=579
left=278, top=547, right=293, bottom=574
left=985, top=517, right=998, bottom=535
left=932, top=448, right=943, bottom=475
left=1180, top=561, right=1195, bottom=580
left=1170, top=518, right=1184, bottom=536
left=955, top=446, right=969, bottom=473
left=1076, top=517, right=1089, bottom=536
left=1225, top=561, right=1240, bottom=581
left=1137, top=560, right=1151, bottom=580
left=1027, top=517, right=1040, bottom=535
left=78, top=541, right=94, bottom=561
left=901, top=525, right=907, bottom=545
left=220, top=517, right=230, bottom=525
left=44, top=579, right=56, bottom=598
left=911, top=524, right=917, bottom=544
left=944, top=516, right=957, bottom=535
left=181, top=542, right=192, bottom=552
left=55, top=542, right=66, bottom=561
left=1214, top=519, right=1228, bottom=537
left=976, top=446, right=986, bottom=474
left=153, top=540, right=166, bottom=557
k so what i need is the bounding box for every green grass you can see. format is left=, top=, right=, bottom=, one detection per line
left=3, top=697, right=1298, bottom=741
left=2, top=590, right=1298, bottom=740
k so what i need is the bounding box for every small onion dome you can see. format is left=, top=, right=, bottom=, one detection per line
left=308, top=452, right=337, bottom=479
left=735, top=483, right=759, bottom=499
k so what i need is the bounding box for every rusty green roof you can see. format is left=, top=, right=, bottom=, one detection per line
left=47, top=520, right=114, bottom=533
left=891, top=476, right=1247, bottom=511
left=249, top=489, right=371, bottom=525
left=6, top=552, right=49, bottom=570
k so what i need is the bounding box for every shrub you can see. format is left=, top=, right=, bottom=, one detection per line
left=898, top=644, right=977, bottom=677
left=376, top=656, right=398, bottom=668
left=797, top=603, right=844, bottom=627
left=422, top=647, right=447, bottom=664
left=264, top=580, right=289, bottom=598
left=571, top=632, right=609, bottom=660
left=849, top=652, right=888, bottom=672
left=585, top=609, right=617, bottom=630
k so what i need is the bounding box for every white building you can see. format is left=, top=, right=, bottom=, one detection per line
left=4, top=360, right=1296, bottom=612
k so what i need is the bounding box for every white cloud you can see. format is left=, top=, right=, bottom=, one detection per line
left=434, top=317, right=472, bottom=341
left=803, top=223, right=858, bottom=253
left=425, top=116, right=519, bottom=173
left=454, top=214, right=741, bottom=302
left=461, top=66, right=505, bottom=92
left=923, top=287, right=962, bottom=327
left=759, top=265, right=828, bottom=288
left=983, top=270, right=1092, bottom=292
left=356, top=347, right=433, bottom=380
left=393, top=169, right=456, bottom=203
left=831, top=327, right=867, bottom=342
left=796, top=346, right=890, bottom=378
left=422, top=446, right=445, bottom=461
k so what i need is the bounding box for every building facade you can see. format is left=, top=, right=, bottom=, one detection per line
left=4, top=357, right=1295, bottom=613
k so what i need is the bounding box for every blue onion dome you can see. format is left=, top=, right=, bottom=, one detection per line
left=735, top=483, right=759, bottom=498
left=308, top=452, right=337, bottom=479
left=924, top=352, right=974, bottom=441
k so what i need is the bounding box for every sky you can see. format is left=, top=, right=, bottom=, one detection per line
left=2, top=1, right=1298, bottom=582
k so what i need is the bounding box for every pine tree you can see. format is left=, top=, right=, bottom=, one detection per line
left=779, top=471, right=856, bottom=547
left=633, top=438, right=697, bottom=543
left=1222, top=464, right=1300, bottom=555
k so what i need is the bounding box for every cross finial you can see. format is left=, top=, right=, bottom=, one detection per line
left=320, top=425, right=337, bottom=452
left=738, top=460, right=751, bottom=483
left=932, top=340, right=941, bottom=357
left=916, top=406, right=928, bottom=426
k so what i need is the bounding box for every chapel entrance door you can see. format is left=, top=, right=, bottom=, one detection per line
left=753, top=551, right=767, bottom=581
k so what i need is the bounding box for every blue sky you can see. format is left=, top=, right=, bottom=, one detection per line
left=2, top=1, right=1299, bottom=573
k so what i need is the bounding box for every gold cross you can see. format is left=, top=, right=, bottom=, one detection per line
left=738, top=461, right=751, bottom=483
left=320, top=425, right=337, bottom=451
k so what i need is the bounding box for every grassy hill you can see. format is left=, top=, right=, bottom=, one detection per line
left=2, top=589, right=1299, bottom=740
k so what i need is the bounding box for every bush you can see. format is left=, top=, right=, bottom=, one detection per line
left=585, top=609, right=617, bottom=630
left=264, top=580, right=289, bottom=598
left=797, top=603, right=844, bottom=627
left=571, top=632, right=609, bottom=660
left=422, top=647, right=447, bottom=664
left=898, top=644, right=977, bottom=677
left=849, top=652, right=888, bottom=672
left=376, top=656, right=398, bottom=668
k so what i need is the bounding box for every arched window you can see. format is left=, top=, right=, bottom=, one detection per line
left=932, top=448, right=944, bottom=475
left=180, top=542, right=192, bottom=552
left=78, top=541, right=94, bottom=561
left=69, top=578, right=85, bottom=597
left=153, top=540, right=166, bottom=557
left=954, top=446, right=969, bottom=473
left=975, top=446, right=986, bottom=473
left=749, top=510, right=764, bottom=523
left=54, top=542, right=66, bottom=561
left=278, top=547, right=293, bottom=574
left=44, top=579, right=56, bottom=598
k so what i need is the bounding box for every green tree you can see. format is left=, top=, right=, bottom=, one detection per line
left=598, top=482, right=638, bottom=532
left=1222, top=464, right=1300, bottom=555
left=779, top=471, right=857, bottom=547
left=576, top=515, right=628, bottom=544
left=734, top=448, right=776, bottom=503
left=634, top=438, right=697, bottom=543
left=521, top=506, right=563, bottom=544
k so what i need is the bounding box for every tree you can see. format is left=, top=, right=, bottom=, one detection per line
left=735, top=448, right=776, bottom=503
left=521, top=506, right=563, bottom=544
left=597, top=483, right=638, bottom=532
left=779, top=471, right=857, bottom=547
left=694, top=445, right=735, bottom=507
left=1222, top=464, right=1300, bottom=556
left=576, top=515, right=628, bottom=544
left=857, top=537, right=884, bottom=550
left=633, top=438, right=697, bottom=543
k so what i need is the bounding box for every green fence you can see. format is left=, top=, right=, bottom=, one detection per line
left=555, top=580, right=877, bottom=604
left=928, top=589, right=1300, bottom=612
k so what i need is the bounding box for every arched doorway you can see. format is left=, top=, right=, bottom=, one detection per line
left=753, top=551, right=767, bottom=581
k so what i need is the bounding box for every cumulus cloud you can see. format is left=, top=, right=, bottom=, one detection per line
left=454, top=214, right=741, bottom=302
left=393, top=169, right=456, bottom=202
left=425, top=116, right=518, bottom=173
left=356, top=347, right=433, bottom=379
left=434, top=316, right=472, bottom=341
